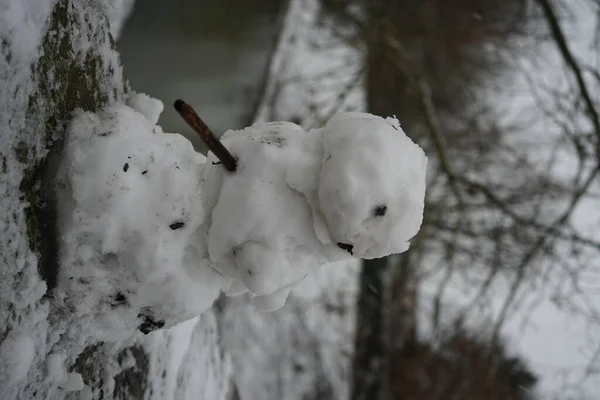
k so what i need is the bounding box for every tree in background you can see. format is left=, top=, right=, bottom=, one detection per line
left=320, top=0, right=600, bottom=398
left=389, top=327, right=538, bottom=400
left=218, top=0, right=600, bottom=397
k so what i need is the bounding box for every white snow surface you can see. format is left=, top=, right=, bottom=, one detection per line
left=56, top=92, right=427, bottom=328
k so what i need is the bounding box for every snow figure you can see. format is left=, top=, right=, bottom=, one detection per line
left=56, top=94, right=427, bottom=333
left=177, top=101, right=427, bottom=312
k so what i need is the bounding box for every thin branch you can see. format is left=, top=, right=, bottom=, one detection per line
left=536, top=0, right=600, bottom=157
left=174, top=99, right=238, bottom=172
left=459, top=177, right=600, bottom=251
left=491, top=165, right=600, bottom=340
left=384, top=31, right=466, bottom=209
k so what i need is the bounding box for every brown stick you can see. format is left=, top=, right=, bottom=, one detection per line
left=173, top=99, right=237, bottom=172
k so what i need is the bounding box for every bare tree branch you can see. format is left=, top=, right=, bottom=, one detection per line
left=536, top=0, right=600, bottom=158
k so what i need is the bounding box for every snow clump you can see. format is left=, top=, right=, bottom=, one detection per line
left=55, top=93, right=427, bottom=333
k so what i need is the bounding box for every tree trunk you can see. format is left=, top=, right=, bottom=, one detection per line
left=351, top=257, right=388, bottom=400
left=1, top=2, right=232, bottom=398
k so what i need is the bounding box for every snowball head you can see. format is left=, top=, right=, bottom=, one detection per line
left=317, top=112, right=427, bottom=259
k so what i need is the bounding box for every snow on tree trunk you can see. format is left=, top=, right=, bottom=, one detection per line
left=1, top=1, right=232, bottom=399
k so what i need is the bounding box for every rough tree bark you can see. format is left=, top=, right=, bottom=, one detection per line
left=1, top=1, right=176, bottom=398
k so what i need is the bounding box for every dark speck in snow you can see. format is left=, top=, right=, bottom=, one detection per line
left=337, top=242, right=354, bottom=255
left=110, top=292, right=128, bottom=308
left=142, top=170, right=148, bottom=175
left=374, top=204, right=387, bottom=217
left=169, top=221, right=185, bottom=230
left=247, top=269, right=253, bottom=275
left=138, top=313, right=165, bottom=334
left=123, top=163, right=129, bottom=172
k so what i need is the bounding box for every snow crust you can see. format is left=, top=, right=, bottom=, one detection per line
left=56, top=92, right=427, bottom=329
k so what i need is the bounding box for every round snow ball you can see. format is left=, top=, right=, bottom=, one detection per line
left=318, top=112, right=427, bottom=258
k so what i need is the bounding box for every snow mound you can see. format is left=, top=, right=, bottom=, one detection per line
left=56, top=94, right=229, bottom=334
left=56, top=93, right=427, bottom=332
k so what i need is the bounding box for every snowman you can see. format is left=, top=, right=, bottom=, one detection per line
left=176, top=101, right=428, bottom=311
left=56, top=96, right=427, bottom=335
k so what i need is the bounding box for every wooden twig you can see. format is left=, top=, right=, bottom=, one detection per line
left=174, top=99, right=237, bottom=172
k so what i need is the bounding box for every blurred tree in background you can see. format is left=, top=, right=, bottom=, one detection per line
left=224, top=0, right=600, bottom=397
left=317, top=0, right=600, bottom=398
left=388, top=329, right=537, bottom=400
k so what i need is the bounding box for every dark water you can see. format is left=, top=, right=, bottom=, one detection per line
left=117, top=0, right=285, bottom=149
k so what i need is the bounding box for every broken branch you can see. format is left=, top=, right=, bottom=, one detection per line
left=174, top=99, right=237, bottom=172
